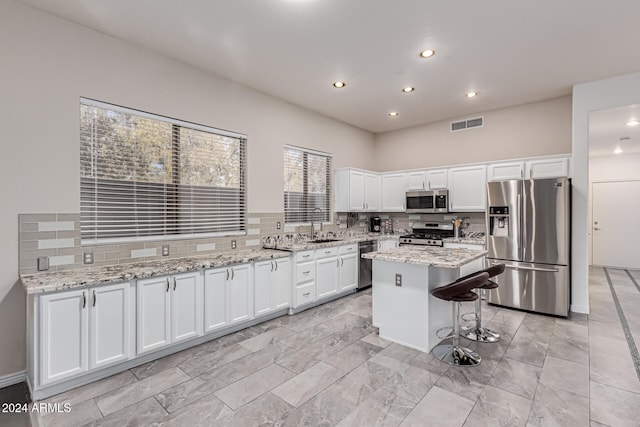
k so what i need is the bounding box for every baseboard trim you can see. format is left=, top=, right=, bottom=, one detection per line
left=570, top=304, right=589, bottom=314
left=0, top=370, right=27, bottom=389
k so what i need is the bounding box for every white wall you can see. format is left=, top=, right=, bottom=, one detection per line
left=373, top=96, right=572, bottom=171
left=588, top=153, right=640, bottom=264
left=573, top=72, right=640, bottom=314
left=0, top=1, right=375, bottom=377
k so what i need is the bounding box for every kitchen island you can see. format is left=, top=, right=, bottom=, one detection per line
left=362, top=246, right=487, bottom=353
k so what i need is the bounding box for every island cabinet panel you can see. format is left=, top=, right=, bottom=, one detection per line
left=40, top=290, right=89, bottom=386
left=90, top=282, right=133, bottom=370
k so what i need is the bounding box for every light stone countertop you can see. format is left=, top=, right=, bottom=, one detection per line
left=20, top=248, right=291, bottom=294
left=362, top=246, right=487, bottom=268
left=273, top=233, right=397, bottom=251
left=442, top=237, right=486, bottom=245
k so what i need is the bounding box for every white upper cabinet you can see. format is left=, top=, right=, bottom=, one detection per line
left=525, top=157, right=570, bottom=179
left=406, top=171, right=427, bottom=190
left=381, top=173, right=406, bottom=211
left=449, top=165, right=487, bottom=212
left=335, top=169, right=379, bottom=212
left=487, top=161, right=525, bottom=181
left=426, top=169, right=448, bottom=189
left=406, top=169, right=448, bottom=190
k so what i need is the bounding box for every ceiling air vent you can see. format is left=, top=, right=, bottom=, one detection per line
left=450, top=116, right=484, bottom=132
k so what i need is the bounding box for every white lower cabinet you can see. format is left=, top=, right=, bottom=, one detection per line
left=40, top=282, right=133, bottom=386
left=339, top=250, right=358, bottom=292
left=137, top=271, right=202, bottom=355
left=255, top=258, right=291, bottom=317
left=204, top=263, right=253, bottom=332
left=316, top=256, right=340, bottom=299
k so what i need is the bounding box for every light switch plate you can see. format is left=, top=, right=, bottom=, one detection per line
left=395, top=273, right=402, bottom=287
left=231, top=240, right=236, bottom=249
left=83, top=252, right=94, bottom=264
left=37, top=256, right=49, bottom=271
left=162, top=245, right=170, bottom=256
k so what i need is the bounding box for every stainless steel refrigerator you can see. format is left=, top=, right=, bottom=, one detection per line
left=486, top=177, right=570, bottom=316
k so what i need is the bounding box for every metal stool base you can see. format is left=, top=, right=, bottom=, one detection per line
left=432, top=344, right=482, bottom=366
left=461, top=326, right=501, bottom=343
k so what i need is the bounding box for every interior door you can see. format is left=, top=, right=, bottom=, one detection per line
left=593, top=180, right=640, bottom=268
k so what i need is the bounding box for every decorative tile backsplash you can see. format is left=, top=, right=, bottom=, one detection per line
left=18, top=211, right=486, bottom=275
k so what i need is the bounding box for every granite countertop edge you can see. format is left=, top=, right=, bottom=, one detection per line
left=20, top=248, right=291, bottom=294
left=362, top=247, right=488, bottom=269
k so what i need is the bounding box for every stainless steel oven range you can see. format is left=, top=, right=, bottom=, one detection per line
left=399, top=222, right=454, bottom=247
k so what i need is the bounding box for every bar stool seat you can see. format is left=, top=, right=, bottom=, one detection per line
left=459, top=264, right=505, bottom=343
left=431, top=272, right=490, bottom=367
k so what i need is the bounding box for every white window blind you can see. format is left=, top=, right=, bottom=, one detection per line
left=284, top=145, right=332, bottom=223
left=80, top=98, right=246, bottom=243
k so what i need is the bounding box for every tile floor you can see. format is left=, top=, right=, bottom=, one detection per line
left=2, top=266, right=640, bottom=426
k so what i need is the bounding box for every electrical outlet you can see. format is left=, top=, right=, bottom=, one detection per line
left=276, top=221, right=281, bottom=230
left=37, top=256, right=49, bottom=271
left=395, top=273, right=402, bottom=287
left=336, top=219, right=341, bottom=225
left=83, top=252, right=94, bottom=264
left=162, top=245, right=170, bottom=256
left=231, top=240, right=236, bottom=249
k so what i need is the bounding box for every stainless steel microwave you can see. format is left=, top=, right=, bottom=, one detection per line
left=405, top=189, right=449, bottom=213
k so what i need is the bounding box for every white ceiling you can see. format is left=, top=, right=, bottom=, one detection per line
left=14, top=0, right=640, bottom=134
left=589, top=105, right=640, bottom=157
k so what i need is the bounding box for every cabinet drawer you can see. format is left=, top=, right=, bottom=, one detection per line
left=315, top=246, right=338, bottom=259
left=296, top=250, right=314, bottom=262
left=296, top=283, right=315, bottom=306
left=339, top=243, right=358, bottom=255
left=296, top=262, right=316, bottom=283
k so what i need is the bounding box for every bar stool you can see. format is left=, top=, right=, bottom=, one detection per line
left=460, top=264, right=505, bottom=343
left=431, top=272, right=490, bottom=367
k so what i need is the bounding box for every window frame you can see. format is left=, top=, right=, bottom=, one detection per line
left=80, top=97, right=247, bottom=245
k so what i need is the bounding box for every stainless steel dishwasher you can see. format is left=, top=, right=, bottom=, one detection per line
left=358, top=240, right=376, bottom=290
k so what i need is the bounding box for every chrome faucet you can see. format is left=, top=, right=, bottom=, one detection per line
left=311, top=207, right=324, bottom=239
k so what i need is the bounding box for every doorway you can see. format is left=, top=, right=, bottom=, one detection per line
left=592, top=180, right=640, bottom=268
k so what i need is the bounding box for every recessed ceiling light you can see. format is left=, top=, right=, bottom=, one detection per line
left=332, top=81, right=346, bottom=88
left=466, top=91, right=478, bottom=98
left=626, top=119, right=639, bottom=127
left=402, top=87, right=415, bottom=93
left=388, top=111, right=399, bottom=117
left=419, top=49, right=435, bottom=58
left=614, top=145, right=623, bottom=154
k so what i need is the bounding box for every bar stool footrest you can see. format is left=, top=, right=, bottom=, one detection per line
left=432, top=344, right=481, bottom=366
left=460, top=326, right=501, bottom=343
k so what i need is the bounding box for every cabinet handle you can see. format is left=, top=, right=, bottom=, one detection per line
left=428, top=180, right=431, bottom=189
left=303, top=254, right=310, bottom=258
left=92, top=290, right=96, bottom=307
left=166, top=277, right=170, bottom=292
left=325, top=250, right=331, bottom=254
left=173, top=277, right=177, bottom=291
left=336, top=258, right=340, bottom=267
left=231, top=268, right=235, bottom=280
left=275, top=261, right=278, bottom=271
left=82, top=292, right=86, bottom=309
left=520, top=169, right=523, bottom=178
left=226, top=268, right=230, bottom=281
left=530, top=167, right=533, bottom=177
left=303, top=292, right=310, bottom=296
left=303, top=270, right=310, bottom=275
left=270, top=261, right=274, bottom=272
left=423, top=181, right=425, bottom=189
left=341, top=257, right=344, bottom=266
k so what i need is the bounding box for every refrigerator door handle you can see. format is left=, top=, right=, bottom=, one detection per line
left=501, top=263, right=560, bottom=273
left=517, top=193, right=522, bottom=253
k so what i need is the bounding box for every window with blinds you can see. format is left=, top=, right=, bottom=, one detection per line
left=80, top=98, right=246, bottom=243
left=284, top=145, right=332, bottom=223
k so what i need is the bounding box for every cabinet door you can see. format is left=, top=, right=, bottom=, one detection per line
left=349, top=170, right=365, bottom=211
left=487, top=161, right=525, bottom=181
left=449, top=165, right=487, bottom=211
left=90, top=282, right=132, bottom=370
left=137, top=276, right=171, bottom=354
left=40, top=290, right=88, bottom=385
left=316, top=256, right=339, bottom=299
left=339, top=253, right=358, bottom=292
left=229, top=264, right=253, bottom=324
left=364, top=173, right=379, bottom=211
left=171, top=271, right=203, bottom=343
left=272, top=258, right=291, bottom=310
left=426, top=169, right=448, bottom=189
left=525, top=157, right=570, bottom=179
left=204, top=268, right=229, bottom=333
left=406, top=171, right=426, bottom=190
left=381, top=173, right=406, bottom=211
left=254, top=260, right=273, bottom=316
